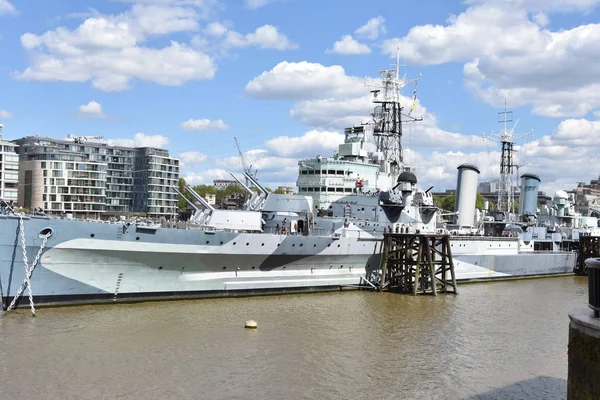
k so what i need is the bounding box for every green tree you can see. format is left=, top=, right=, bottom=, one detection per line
left=192, top=184, right=217, bottom=199
left=177, top=178, right=195, bottom=211
left=273, top=188, right=286, bottom=194
left=439, top=193, right=456, bottom=212
left=475, top=193, right=487, bottom=211
left=436, top=193, right=491, bottom=212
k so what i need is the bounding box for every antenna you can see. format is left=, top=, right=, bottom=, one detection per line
left=362, top=50, right=423, bottom=182
left=483, top=101, right=534, bottom=216
left=67, top=134, right=105, bottom=144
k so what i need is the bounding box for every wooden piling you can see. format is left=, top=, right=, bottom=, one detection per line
left=575, top=236, right=600, bottom=276
left=378, top=233, right=458, bottom=295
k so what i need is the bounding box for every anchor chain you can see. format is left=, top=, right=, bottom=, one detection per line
left=4, top=214, right=51, bottom=316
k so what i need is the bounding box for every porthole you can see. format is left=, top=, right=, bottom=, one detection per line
left=261, top=243, right=265, bottom=246
left=136, top=237, right=140, bottom=241
left=222, top=266, right=226, bottom=270
left=220, top=241, right=224, bottom=245
left=233, top=242, right=236, bottom=245
left=206, top=241, right=210, bottom=244
left=246, top=242, right=250, bottom=246
left=90, top=233, right=95, bottom=238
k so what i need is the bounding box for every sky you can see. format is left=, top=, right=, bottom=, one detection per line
left=1, top=0, right=600, bottom=196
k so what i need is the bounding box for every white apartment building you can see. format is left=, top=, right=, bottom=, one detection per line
left=0, top=124, right=19, bottom=205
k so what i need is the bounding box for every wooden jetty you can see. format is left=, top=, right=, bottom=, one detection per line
left=378, top=233, right=458, bottom=295
left=574, top=235, right=600, bottom=276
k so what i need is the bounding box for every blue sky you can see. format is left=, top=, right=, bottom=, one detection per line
left=1, top=0, right=600, bottom=195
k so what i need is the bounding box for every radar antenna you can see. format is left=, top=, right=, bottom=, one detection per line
left=363, top=46, right=423, bottom=180
left=67, top=134, right=105, bottom=144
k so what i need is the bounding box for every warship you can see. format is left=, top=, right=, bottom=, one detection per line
left=0, top=58, right=578, bottom=310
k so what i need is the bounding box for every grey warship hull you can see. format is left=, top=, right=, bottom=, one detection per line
left=1, top=216, right=575, bottom=308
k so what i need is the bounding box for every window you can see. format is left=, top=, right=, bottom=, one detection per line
left=5, top=164, right=18, bottom=170
left=4, top=173, right=18, bottom=180
left=4, top=191, right=17, bottom=198
left=5, top=155, right=19, bottom=162
left=41, top=162, right=46, bottom=168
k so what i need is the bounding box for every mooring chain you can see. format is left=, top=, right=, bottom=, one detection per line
left=4, top=214, right=51, bottom=316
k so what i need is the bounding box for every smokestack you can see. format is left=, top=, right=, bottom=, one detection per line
left=518, top=173, right=541, bottom=216
left=454, top=164, right=481, bottom=228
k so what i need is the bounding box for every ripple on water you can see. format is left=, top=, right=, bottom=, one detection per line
left=0, top=276, right=585, bottom=399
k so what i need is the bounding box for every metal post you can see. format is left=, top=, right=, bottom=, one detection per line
left=585, top=258, right=600, bottom=318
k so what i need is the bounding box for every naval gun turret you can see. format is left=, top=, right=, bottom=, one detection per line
left=379, top=171, right=419, bottom=207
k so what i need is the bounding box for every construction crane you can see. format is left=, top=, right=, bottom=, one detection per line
left=67, top=134, right=104, bottom=144
left=234, top=137, right=257, bottom=187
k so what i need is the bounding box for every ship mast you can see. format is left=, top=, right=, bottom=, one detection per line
left=484, top=102, right=532, bottom=216
left=365, top=48, right=422, bottom=180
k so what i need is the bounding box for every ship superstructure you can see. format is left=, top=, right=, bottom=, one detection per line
left=297, top=54, right=422, bottom=212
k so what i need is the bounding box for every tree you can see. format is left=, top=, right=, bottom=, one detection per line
left=439, top=193, right=456, bottom=212
left=475, top=193, right=487, bottom=211
left=436, top=193, right=492, bottom=212
left=177, top=178, right=195, bottom=211
left=273, top=188, right=286, bottom=194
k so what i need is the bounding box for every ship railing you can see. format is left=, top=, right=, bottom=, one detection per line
left=449, top=235, right=518, bottom=242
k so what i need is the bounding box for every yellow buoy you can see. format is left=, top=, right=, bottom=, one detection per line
left=245, top=320, right=257, bottom=329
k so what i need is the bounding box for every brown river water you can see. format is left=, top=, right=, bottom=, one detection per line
left=0, top=276, right=588, bottom=399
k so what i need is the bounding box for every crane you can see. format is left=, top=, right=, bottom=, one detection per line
left=234, top=137, right=257, bottom=187
left=67, top=134, right=104, bottom=144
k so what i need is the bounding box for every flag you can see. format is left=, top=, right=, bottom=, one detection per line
left=408, top=82, right=418, bottom=115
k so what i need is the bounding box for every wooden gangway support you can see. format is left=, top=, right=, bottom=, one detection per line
left=379, top=233, right=458, bottom=295
left=575, top=235, right=600, bottom=276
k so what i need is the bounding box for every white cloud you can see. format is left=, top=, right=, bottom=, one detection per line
left=179, top=118, right=229, bottom=131
left=134, top=132, right=169, bottom=147
left=109, top=133, right=169, bottom=148
left=224, top=24, right=297, bottom=50
left=184, top=168, right=231, bottom=185
left=178, top=151, right=208, bottom=166
left=245, top=0, right=280, bottom=9
left=0, top=109, right=14, bottom=119
left=205, top=21, right=228, bottom=37
left=381, top=2, right=600, bottom=118
left=290, top=95, right=373, bottom=129
left=326, top=35, right=371, bottom=55
left=193, top=23, right=297, bottom=52
left=216, top=148, right=299, bottom=176
left=355, top=16, right=386, bottom=40
left=107, top=138, right=135, bottom=147
left=532, top=12, right=549, bottom=26
left=265, top=130, right=345, bottom=158
left=78, top=100, right=105, bottom=118
left=15, top=4, right=216, bottom=91
left=0, top=0, right=16, bottom=15
left=245, top=61, right=366, bottom=100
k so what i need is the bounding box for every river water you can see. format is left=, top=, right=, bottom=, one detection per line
left=0, top=276, right=587, bottom=399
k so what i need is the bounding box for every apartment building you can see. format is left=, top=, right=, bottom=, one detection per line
left=14, top=136, right=179, bottom=219
left=0, top=125, right=19, bottom=205
left=132, top=147, right=179, bottom=217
